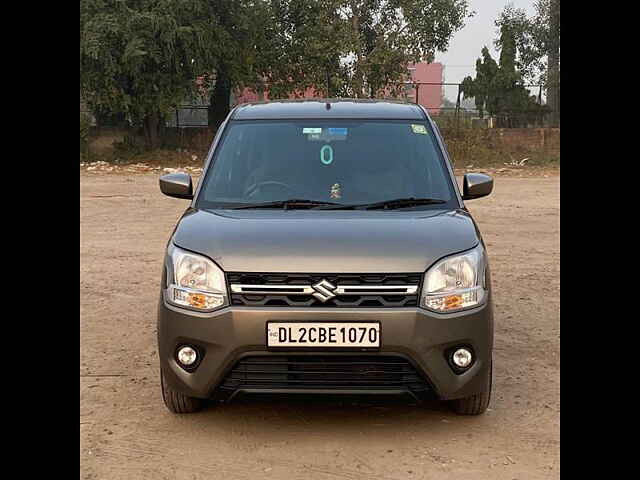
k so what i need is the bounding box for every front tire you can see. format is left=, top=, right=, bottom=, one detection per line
left=450, top=361, right=492, bottom=415
left=161, top=370, right=204, bottom=413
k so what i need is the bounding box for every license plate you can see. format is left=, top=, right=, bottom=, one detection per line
left=267, top=322, right=380, bottom=348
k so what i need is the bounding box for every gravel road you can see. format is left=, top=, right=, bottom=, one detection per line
left=80, top=172, right=560, bottom=480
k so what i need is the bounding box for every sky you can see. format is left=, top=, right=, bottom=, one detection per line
left=434, top=0, right=537, bottom=101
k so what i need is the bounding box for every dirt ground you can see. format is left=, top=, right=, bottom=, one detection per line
left=80, top=171, right=560, bottom=480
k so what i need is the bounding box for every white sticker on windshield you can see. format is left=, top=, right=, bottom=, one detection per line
left=411, top=124, right=428, bottom=135
left=303, top=127, right=322, bottom=134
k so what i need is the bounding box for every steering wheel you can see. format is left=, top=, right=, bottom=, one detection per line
left=245, top=180, right=297, bottom=198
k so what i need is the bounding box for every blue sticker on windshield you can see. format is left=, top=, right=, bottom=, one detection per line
left=327, top=127, right=348, bottom=136
left=320, top=145, right=333, bottom=165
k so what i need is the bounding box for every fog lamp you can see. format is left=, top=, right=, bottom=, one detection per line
left=452, top=348, right=473, bottom=368
left=177, top=346, right=197, bottom=366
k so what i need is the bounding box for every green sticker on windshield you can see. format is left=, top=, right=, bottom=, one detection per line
left=411, top=124, right=428, bottom=135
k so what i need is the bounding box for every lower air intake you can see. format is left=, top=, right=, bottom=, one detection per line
left=218, top=355, right=431, bottom=394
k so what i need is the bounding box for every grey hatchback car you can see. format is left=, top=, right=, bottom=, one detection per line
left=157, top=99, right=494, bottom=415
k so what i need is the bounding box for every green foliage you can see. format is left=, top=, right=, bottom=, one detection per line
left=200, top=0, right=274, bottom=127
left=494, top=0, right=559, bottom=125
left=80, top=0, right=215, bottom=146
left=460, top=24, right=548, bottom=127
left=266, top=1, right=472, bottom=99
left=495, top=0, right=559, bottom=85
left=80, top=0, right=473, bottom=137
left=460, top=47, right=498, bottom=118
left=113, top=134, right=147, bottom=157
left=209, top=0, right=273, bottom=90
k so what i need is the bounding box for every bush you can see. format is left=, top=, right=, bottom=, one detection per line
left=432, top=118, right=495, bottom=167
left=113, top=134, right=146, bottom=157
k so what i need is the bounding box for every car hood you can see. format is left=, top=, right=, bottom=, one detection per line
left=172, top=208, right=480, bottom=273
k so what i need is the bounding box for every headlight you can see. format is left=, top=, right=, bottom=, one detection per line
left=167, top=245, right=228, bottom=311
left=420, top=244, right=487, bottom=313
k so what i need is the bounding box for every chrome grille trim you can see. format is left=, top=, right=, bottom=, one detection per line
left=336, top=285, right=419, bottom=295
left=230, top=284, right=315, bottom=294
left=230, top=284, right=419, bottom=295
left=227, top=273, right=422, bottom=308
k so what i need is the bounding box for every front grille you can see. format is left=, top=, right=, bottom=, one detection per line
left=227, top=273, right=421, bottom=308
left=219, top=355, right=430, bottom=393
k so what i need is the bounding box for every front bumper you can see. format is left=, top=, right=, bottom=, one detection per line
left=157, top=293, right=493, bottom=401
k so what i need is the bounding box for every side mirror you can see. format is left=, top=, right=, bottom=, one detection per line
left=462, top=173, right=493, bottom=200
left=159, top=172, right=193, bottom=199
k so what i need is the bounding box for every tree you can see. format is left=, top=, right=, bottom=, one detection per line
left=460, top=24, right=547, bottom=127
left=547, top=0, right=560, bottom=126
left=202, top=0, right=274, bottom=128
left=265, top=1, right=472, bottom=99
left=80, top=0, right=214, bottom=148
left=200, top=0, right=472, bottom=128
left=81, top=0, right=474, bottom=141
left=460, top=47, right=498, bottom=118
left=496, top=0, right=560, bottom=125
left=261, top=1, right=350, bottom=98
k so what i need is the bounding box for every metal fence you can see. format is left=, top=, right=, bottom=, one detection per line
left=87, top=81, right=557, bottom=129
left=167, top=105, right=209, bottom=128
left=172, top=81, right=555, bottom=129
left=387, top=81, right=554, bottom=128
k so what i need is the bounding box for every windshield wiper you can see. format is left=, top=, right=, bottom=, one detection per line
left=228, top=197, right=446, bottom=210
left=318, top=197, right=447, bottom=210
left=230, top=199, right=347, bottom=210
left=361, top=197, right=447, bottom=210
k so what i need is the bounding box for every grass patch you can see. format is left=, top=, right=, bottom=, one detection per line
left=436, top=125, right=559, bottom=170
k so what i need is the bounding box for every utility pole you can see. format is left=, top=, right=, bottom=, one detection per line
left=326, top=66, right=331, bottom=98
left=455, top=84, right=462, bottom=131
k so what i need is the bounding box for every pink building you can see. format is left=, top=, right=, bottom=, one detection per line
left=234, top=62, right=444, bottom=113
left=405, top=62, right=444, bottom=114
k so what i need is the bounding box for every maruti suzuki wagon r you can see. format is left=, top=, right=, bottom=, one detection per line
left=157, top=99, right=494, bottom=415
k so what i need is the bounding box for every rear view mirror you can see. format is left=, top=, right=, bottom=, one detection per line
left=159, top=172, right=193, bottom=199
left=462, top=173, right=493, bottom=200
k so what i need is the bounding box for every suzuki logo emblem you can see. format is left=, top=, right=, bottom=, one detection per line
left=311, top=279, right=337, bottom=302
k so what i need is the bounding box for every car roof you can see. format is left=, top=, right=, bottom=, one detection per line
left=230, top=98, right=427, bottom=120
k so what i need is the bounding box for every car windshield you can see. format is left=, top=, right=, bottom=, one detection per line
left=196, top=119, right=457, bottom=209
